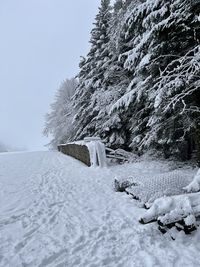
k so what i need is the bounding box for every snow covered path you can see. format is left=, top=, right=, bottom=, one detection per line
left=0, top=151, right=200, bottom=267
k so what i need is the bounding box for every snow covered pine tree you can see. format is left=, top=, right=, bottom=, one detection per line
left=73, top=0, right=134, bottom=149
left=73, top=0, right=200, bottom=160
left=73, top=0, right=113, bottom=141
left=109, top=0, right=200, bottom=159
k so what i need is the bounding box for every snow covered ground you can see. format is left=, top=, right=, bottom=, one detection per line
left=0, top=151, right=200, bottom=267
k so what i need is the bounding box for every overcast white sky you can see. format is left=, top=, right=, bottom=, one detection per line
left=0, top=0, right=100, bottom=150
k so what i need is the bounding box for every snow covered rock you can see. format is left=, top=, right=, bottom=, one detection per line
left=114, top=178, right=138, bottom=192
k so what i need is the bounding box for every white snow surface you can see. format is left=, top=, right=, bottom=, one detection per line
left=141, top=192, right=200, bottom=225
left=184, top=168, right=200, bottom=193
left=0, top=151, right=200, bottom=267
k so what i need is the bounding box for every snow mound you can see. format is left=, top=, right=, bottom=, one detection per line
left=184, top=169, right=200, bottom=193
left=140, top=192, right=200, bottom=226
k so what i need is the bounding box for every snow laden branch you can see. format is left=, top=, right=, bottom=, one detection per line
left=61, top=0, right=200, bottom=158
left=154, top=46, right=200, bottom=115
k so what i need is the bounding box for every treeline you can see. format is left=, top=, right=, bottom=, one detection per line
left=45, top=0, right=200, bottom=161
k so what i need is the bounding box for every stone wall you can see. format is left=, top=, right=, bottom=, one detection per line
left=58, top=144, right=91, bottom=166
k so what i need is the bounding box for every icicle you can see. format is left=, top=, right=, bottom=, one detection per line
left=85, top=139, right=107, bottom=167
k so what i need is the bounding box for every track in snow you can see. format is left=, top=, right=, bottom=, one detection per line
left=0, top=151, right=200, bottom=267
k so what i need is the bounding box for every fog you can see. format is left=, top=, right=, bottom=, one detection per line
left=0, top=0, right=99, bottom=150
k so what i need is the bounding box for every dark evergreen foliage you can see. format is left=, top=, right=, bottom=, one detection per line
left=46, top=0, right=200, bottom=160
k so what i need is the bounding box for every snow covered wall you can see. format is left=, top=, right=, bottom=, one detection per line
left=58, top=143, right=91, bottom=166
left=58, top=138, right=107, bottom=167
